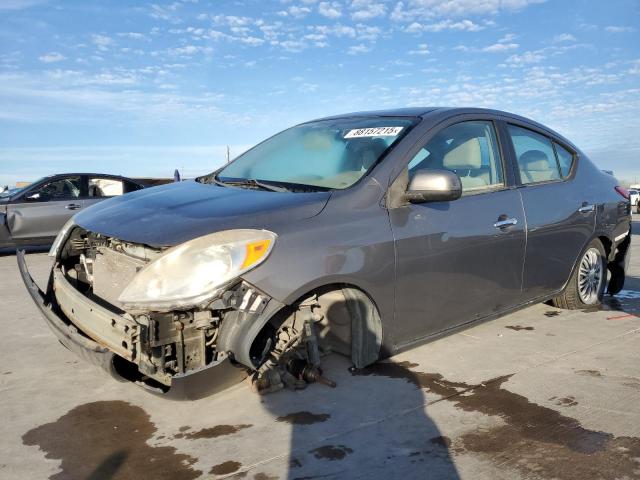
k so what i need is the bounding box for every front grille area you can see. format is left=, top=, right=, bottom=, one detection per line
left=61, top=227, right=163, bottom=309
left=92, top=246, right=146, bottom=309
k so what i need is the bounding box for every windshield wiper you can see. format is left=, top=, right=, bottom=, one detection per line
left=217, top=177, right=289, bottom=192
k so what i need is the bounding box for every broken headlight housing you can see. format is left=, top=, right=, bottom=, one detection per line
left=118, top=229, right=276, bottom=311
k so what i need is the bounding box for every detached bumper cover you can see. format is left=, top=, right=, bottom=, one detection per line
left=608, top=228, right=632, bottom=295
left=17, top=250, right=118, bottom=374
left=17, top=250, right=248, bottom=400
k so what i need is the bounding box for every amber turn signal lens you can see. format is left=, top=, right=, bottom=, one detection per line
left=242, top=239, right=272, bottom=269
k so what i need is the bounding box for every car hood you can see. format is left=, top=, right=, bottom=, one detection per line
left=73, top=180, right=331, bottom=247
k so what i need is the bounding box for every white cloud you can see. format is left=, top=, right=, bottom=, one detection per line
left=347, top=43, right=371, bottom=55
left=311, top=24, right=356, bottom=38
left=506, top=51, right=545, bottom=65
left=275, top=39, right=308, bottom=52
left=553, top=33, right=576, bottom=43
left=91, top=34, right=114, bottom=51
left=605, top=25, right=636, bottom=33
left=286, top=5, right=312, bottom=18
left=38, top=52, right=66, bottom=63
left=405, top=19, right=484, bottom=33
left=165, top=45, right=213, bottom=57
left=118, top=32, right=147, bottom=40
left=318, top=1, right=342, bottom=18
left=391, top=0, right=545, bottom=21
left=238, top=36, right=264, bottom=46
left=408, top=43, right=430, bottom=55
left=0, top=70, right=232, bottom=124
left=483, top=42, right=519, bottom=53
left=299, top=82, right=318, bottom=92
left=356, top=24, right=381, bottom=41
left=149, top=2, right=183, bottom=23
left=480, top=33, right=518, bottom=52
left=351, top=0, right=386, bottom=21
left=211, top=15, right=252, bottom=28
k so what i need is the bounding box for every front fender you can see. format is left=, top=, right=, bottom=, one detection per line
left=0, top=212, right=13, bottom=248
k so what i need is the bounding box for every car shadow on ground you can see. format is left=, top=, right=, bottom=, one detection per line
left=255, top=354, right=462, bottom=480
left=251, top=294, right=462, bottom=480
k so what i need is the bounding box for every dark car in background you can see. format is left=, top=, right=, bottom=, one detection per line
left=19, top=108, right=632, bottom=399
left=1, top=173, right=145, bottom=249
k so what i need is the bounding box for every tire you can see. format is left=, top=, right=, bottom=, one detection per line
left=551, top=239, right=608, bottom=310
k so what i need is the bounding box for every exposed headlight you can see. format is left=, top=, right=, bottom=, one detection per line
left=118, top=229, right=276, bottom=311
left=49, top=218, right=76, bottom=257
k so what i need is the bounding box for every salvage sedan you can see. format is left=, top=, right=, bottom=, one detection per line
left=1, top=173, right=145, bottom=249
left=19, top=108, right=632, bottom=399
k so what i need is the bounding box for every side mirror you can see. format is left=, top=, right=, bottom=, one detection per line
left=404, top=169, right=462, bottom=203
left=26, top=192, right=47, bottom=201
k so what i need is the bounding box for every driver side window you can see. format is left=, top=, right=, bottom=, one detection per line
left=31, top=176, right=81, bottom=201
left=408, top=121, right=504, bottom=195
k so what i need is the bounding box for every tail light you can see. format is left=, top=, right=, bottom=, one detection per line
left=615, top=186, right=629, bottom=200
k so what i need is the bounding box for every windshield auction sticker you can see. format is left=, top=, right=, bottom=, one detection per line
left=344, top=126, right=404, bottom=138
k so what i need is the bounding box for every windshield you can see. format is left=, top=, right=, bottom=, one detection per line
left=0, top=184, right=31, bottom=198
left=0, top=177, right=49, bottom=198
left=212, top=117, right=416, bottom=190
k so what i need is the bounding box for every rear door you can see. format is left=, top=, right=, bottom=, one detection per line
left=6, top=175, right=84, bottom=242
left=505, top=123, right=595, bottom=300
left=389, top=118, right=526, bottom=346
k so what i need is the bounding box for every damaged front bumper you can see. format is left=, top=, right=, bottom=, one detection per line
left=17, top=250, right=252, bottom=400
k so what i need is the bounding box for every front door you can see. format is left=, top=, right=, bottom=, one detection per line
left=389, top=120, right=526, bottom=347
left=6, top=175, right=83, bottom=242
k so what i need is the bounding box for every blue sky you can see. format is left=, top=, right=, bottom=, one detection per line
left=1, top=0, right=639, bottom=185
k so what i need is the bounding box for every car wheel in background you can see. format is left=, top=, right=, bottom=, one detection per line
left=552, top=239, right=607, bottom=310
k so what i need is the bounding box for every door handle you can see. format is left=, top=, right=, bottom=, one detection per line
left=578, top=204, right=595, bottom=213
left=65, top=203, right=82, bottom=210
left=494, top=218, right=518, bottom=229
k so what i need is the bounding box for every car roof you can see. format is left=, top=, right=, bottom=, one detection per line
left=312, top=107, right=443, bottom=120
left=42, top=173, right=138, bottom=181
left=309, top=107, right=577, bottom=150
left=312, top=106, right=543, bottom=123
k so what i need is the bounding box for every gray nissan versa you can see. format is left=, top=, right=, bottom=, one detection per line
left=18, top=107, right=632, bottom=399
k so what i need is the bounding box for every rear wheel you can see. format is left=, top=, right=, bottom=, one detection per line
left=552, top=239, right=607, bottom=309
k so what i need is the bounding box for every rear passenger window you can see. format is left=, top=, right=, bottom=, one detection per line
left=554, top=142, right=574, bottom=178
left=508, top=125, right=561, bottom=184
left=89, top=178, right=124, bottom=197
left=408, top=121, right=504, bottom=195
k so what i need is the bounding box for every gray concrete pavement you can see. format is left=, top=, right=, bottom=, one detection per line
left=0, top=218, right=638, bottom=480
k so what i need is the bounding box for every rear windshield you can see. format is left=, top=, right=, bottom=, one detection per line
left=214, top=117, right=416, bottom=190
